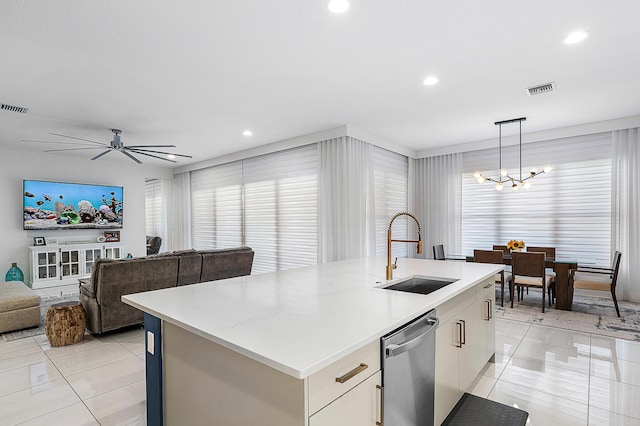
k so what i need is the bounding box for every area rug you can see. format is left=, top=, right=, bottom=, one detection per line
left=495, top=289, right=640, bottom=342
left=2, top=293, right=80, bottom=342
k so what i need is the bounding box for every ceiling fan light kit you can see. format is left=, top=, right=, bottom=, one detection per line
left=23, top=128, right=192, bottom=164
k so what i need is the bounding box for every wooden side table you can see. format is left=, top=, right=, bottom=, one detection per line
left=45, top=301, right=86, bottom=346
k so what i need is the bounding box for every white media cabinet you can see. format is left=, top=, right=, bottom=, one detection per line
left=28, top=242, right=125, bottom=289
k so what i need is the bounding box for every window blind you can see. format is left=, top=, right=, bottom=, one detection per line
left=243, top=145, right=318, bottom=273
left=373, top=146, right=409, bottom=257
left=190, top=161, right=243, bottom=250
left=145, top=179, right=167, bottom=251
left=461, top=133, right=613, bottom=266
left=190, top=144, right=318, bottom=274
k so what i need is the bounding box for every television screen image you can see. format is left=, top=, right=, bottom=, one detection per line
left=24, top=180, right=123, bottom=230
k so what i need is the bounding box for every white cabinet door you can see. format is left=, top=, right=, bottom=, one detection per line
left=435, top=318, right=462, bottom=425
left=458, top=300, right=487, bottom=393
left=59, top=248, right=81, bottom=279
left=309, top=371, right=382, bottom=426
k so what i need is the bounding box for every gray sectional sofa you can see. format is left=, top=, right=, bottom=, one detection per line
left=79, top=247, right=254, bottom=334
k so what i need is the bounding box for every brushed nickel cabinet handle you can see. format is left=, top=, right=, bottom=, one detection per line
left=376, top=384, right=383, bottom=425
left=455, top=322, right=463, bottom=348
left=485, top=299, right=491, bottom=321
left=460, top=319, right=466, bottom=345
left=335, top=363, right=368, bottom=383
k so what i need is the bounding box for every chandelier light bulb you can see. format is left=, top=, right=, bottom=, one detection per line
left=328, top=0, right=350, bottom=13
left=523, top=181, right=532, bottom=190
left=565, top=31, right=588, bottom=44
left=512, top=183, right=519, bottom=191
left=473, top=171, right=481, bottom=178
left=477, top=176, right=486, bottom=184
left=530, top=168, right=538, bottom=174
left=495, top=182, right=504, bottom=191
left=543, top=165, right=553, bottom=173
left=500, top=168, right=508, bottom=177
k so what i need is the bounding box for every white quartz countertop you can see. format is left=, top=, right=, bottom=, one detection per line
left=122, top=257, right=501, bottom=379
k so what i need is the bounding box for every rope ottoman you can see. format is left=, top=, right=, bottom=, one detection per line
left=0, top=281, right=41, bottom=334
left=45, top=301, right=86, bottom=346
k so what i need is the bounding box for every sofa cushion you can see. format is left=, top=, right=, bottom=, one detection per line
left=176, top=252, right=203, bottom=286
left=0, top=281, right=41, bottom=314
left=199, top=247, right=254, bottom=282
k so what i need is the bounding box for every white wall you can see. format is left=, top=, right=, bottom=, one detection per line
left=1, top=148, right=172, bottom=284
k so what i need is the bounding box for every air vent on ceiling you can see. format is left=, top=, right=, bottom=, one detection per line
left=526, top=82, right=556, bottom=96
left=1, top=103, right=29, bottom=114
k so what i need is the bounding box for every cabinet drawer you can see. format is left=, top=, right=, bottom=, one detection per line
left=308, top=340, right=380, bottom=415
left=309, top=371, right=382, bottom=426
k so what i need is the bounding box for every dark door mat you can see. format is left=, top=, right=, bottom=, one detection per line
left=442, top=393, right=529, bottom=426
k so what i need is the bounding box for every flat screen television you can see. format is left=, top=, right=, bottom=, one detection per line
left=23, top=180, right=123, bottom=230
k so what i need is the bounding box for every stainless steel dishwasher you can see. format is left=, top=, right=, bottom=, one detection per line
left=381, top=309, right=439, bottom=426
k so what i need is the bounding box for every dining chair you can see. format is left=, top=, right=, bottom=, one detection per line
left=473, top=249, right=512, bottom=307
left=527, top=246, right=556, bottom=306
left=492, top=245, right=510, bottom=256
left=432, top=244, right=465, bottom=261
left=571, top=251, right=622, bottom=317
left=511, top=251, right=553, bottom=312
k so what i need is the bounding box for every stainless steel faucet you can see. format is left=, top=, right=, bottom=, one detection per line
left=387, top=211, right=423, bottom=280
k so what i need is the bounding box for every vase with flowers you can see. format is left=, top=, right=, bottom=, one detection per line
left=507, top=240, right=525, bottom=252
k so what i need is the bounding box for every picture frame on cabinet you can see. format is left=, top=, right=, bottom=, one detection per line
left=45, top=237, right=58, bottom=246
left=33, top=236, right=46, bottom=246
left=103, top=231, right=120, bottom=242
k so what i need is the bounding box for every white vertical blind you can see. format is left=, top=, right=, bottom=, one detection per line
left=145, top=179, right=167, bottom=252
left=373, top=146, right=409, bottom=257
left=190, top=161, right=243, bottom=250
left=461, top=133, right=612, bottom=266
left=243, top=145, right=318, bottom=273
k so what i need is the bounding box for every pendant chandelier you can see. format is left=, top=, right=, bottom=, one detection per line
left=473, top=117, right=552, bottom=191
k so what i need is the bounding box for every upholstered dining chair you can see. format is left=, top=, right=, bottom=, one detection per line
left=571, top=251, right=622, bottom=317
left=527, top=246, right=556, bottom=306
left=511, top=251, right=553, bottom=312
left=474, top=249, right=512, bottom=307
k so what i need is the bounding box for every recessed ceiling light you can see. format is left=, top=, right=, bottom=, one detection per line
left=422, top=76, right=439, bottom=86
left=242, top=130, right=253, bottom=136
left=564, top=31, right=588, bottom=44
left=167, top=154, right=176, bottom=159
left=328, top=0, right=349, bottom=14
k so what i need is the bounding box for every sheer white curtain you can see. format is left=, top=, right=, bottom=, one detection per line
left=411, top=153, right=462, bottom=259
left=318, top=137, right=376, bottom=263
left=168, top=171, right=192, bottom=251
left=612, top=128, right=640, bottom=302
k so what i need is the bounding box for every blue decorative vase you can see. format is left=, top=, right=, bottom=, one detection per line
left=5, top=263, right=24, bottom=282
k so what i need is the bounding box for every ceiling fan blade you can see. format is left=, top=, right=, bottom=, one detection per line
left=22, top=139, right=99, bottom=146
left=125, top=145, right=176, bottom=148
left=126, top=148, right=177, bottom=163
left=121, top=150, right=143, bottom=164
left=44, top=147, right=108, bottom=152
left=127, top=147, right=192, bottom=158
left=49, top=133, right=108, bottom=146
left=91, top=150, right=112, bottom=160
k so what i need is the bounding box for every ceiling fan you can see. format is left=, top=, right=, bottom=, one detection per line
left=23, top=129, right=192, bottom=164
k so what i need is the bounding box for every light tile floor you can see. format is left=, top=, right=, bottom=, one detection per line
left=2, top=313, right=640, bottom=424
left=470, top=318, right=640, bottom=425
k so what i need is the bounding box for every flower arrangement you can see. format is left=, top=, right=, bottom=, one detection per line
left=507, top=240, right=525, bottom=251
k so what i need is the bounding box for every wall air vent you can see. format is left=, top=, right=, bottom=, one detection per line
left=1, top=103, right=29, bottom=114
left=526, top=82, right=556, bottom=96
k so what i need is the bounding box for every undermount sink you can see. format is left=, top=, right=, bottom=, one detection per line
left=381, top=276, right=458, bottom=295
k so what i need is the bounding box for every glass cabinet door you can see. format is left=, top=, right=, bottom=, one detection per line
left=36, top=250, right=58, bottom=280
left=105, top=247, right=121, bottom=259
left=59, top=249, right=80, bottom=278
left=84, top=248, right=102, bottom=274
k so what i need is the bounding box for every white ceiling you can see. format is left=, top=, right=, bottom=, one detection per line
left=1, top=1, right=639, bottom=167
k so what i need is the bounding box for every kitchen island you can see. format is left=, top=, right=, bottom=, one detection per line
left=123, top=256, right=502, bottom=425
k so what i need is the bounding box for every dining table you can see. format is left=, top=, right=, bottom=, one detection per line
left=466, top=253, right=578, bottom=311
